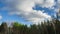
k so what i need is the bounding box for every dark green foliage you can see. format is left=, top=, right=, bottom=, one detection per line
left=0, top=18, right=60, bottom=34
left=0, top=22, right=8, bottom=34
left=11, top=20, right=60, bottom=34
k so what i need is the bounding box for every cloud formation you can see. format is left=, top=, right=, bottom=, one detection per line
left=0, top=0, right=57, bottom=24
left=57, top=0, right=60, bottom=8
left=0, top=15, right=2, bottom=20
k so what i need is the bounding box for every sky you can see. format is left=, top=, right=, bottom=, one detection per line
left=0, top=0, right=60, bottom=25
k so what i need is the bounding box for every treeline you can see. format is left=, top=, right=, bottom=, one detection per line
left=0, top=19, right=60, bottom=34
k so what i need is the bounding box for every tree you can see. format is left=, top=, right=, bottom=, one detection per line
left=1, top=22, right=8, bottom=34
left=12, top=22, right=24, bottom=34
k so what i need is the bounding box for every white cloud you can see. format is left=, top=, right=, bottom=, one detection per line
left=0, top=15, right=2, bottom=20
left=42, top=0, right=55, bottom=8
left=54, top=0, right=60, bottom=14
left=34, top=0, right=55, bottom=8
left=9, top=0, right=52, bottom=24
left=1, top=0, right=56, bottom=24
left=32, top=0, right=55, bottom=8
left=2, top=0, right=55, bottom=9
left=57, top=0, right=60, bottom=8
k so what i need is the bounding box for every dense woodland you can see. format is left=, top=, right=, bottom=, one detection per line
left=0, top=19, right=60, bottom=34
left=0, top=11, right=60, bottom=34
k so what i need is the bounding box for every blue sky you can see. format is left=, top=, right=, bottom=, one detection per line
left=0, top=0, right=60, bottom=25
left=0, top=11, right=32, bottom=25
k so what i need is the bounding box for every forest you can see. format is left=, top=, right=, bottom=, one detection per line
left=0, top=18, right=60, bottom=34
